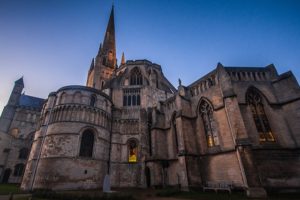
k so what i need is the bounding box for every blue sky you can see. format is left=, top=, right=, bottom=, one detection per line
left=1, top=0, right=300, bottom=113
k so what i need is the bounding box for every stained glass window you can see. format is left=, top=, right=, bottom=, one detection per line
left=199, top=100, right=219, bottom=147
left=246, top=88, right=275, bottom=143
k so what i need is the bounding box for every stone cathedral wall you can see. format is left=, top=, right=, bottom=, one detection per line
left=21, top=86, right=112, bottom=190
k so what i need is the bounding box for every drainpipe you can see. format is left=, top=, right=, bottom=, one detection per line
left=30, top=95, right=57, bottom=191
left=107, top=105, right=113, bottom=174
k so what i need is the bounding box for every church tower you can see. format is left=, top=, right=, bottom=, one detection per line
left=87, top=6, right=116, bottom=90
left=0, top=77, right=24, bottom=133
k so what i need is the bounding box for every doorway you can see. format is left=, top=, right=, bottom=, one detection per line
left=145, top=166, right=151, bottom=187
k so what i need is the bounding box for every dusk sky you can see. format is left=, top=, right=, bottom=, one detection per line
left=1, top=0, right=300, bottom=113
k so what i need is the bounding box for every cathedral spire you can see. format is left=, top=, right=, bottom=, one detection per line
left=121, top=52, right=125, bottom=65
left=101, top=5, right=116, bottom=69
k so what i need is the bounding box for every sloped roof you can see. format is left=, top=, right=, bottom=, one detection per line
left=18, top=94, right=44, bottom=110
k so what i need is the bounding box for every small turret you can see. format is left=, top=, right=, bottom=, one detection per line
left=121, top=52, right=126, bottom=65
left=97, top=6, right=116, bottom=69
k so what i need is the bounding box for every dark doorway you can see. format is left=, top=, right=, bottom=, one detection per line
left=145, top=166, right=151, bottom=187
left=2, top=168, right=11, bottom=183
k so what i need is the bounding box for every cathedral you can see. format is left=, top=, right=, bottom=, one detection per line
left=0, top=6, right=300, bottom=197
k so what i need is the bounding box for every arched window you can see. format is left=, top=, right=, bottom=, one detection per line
left=59, top=92, right=67, bottom=104
left=73, top=91, right=82, bottom=104
left=172, top=114, right=179, bottom=152
left=13, top=163, right=24, bottom=177
left=128, top=140, right=138, bottom=163
left=246, top=88, right=275, bottom=142
left=79, top=130, right=94, bottom=157
left=199, top=100, right=219, bottom=147
left=130, top=68, right=143, bottom=85
left=90, top=95, right=96, bottom=107
left=19, top=148, right=29, bottom=159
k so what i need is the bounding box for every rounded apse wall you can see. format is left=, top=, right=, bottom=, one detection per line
left=21, top=86, right=112, bottom=190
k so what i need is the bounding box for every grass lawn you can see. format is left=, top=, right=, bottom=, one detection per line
left=0, top=184, right=23, bottom=195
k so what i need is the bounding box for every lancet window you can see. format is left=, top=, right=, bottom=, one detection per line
left=130, top=68, right=143, bottom=85
left=246, top=88, right=275, bottom=142
left=199, top=100, right=219, bottom=147
left=79, top=130, right=94, bottom=157
left=123, top=89, right=141, bottom=106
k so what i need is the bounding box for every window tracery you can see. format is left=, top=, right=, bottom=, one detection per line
left=199, top=100, right=219, bottom=147
left=130, top=68, right=143, bottom=85
left=123, top=89, right=141, bottom=106
left=246, top=88, right=275, bottom=142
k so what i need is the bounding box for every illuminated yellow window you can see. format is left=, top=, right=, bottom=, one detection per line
left=10, top=128, right=19, bottom=138
left=199, top=100, right=219, bottom=147
left=128, top=140, right=138, bottom=163
left=246, top=87, right=275, bottom=143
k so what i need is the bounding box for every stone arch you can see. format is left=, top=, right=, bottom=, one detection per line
left=245, top=86, right=270, bottom=104
left=130, top=67, right=143, bottom=85
left=196, top=97, right=214, bottom=115
left=59, top=92, right=67, bottom=104
left=79, top=128, right=96, bottom=158
left=73, top=91, right=82, bottom=104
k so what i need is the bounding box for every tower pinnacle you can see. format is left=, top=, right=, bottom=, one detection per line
left=100, top=5, right=116, bottom=69
left=121, top=52, right=125, bottom=65
left=87, top=6, right=117, bottom=90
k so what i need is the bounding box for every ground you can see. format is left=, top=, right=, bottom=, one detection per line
left=0, top=184, right=300, bottom=200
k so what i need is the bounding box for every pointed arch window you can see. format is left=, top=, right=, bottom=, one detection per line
left=79, top=130, right=94, bottom=157
left=128, top=140, right=138, bottom=163
left=130, top=68, right=143, bottom=85
left=199, top=100, right=219, bottom=147
left=246, top=88, right=275, bottom=142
